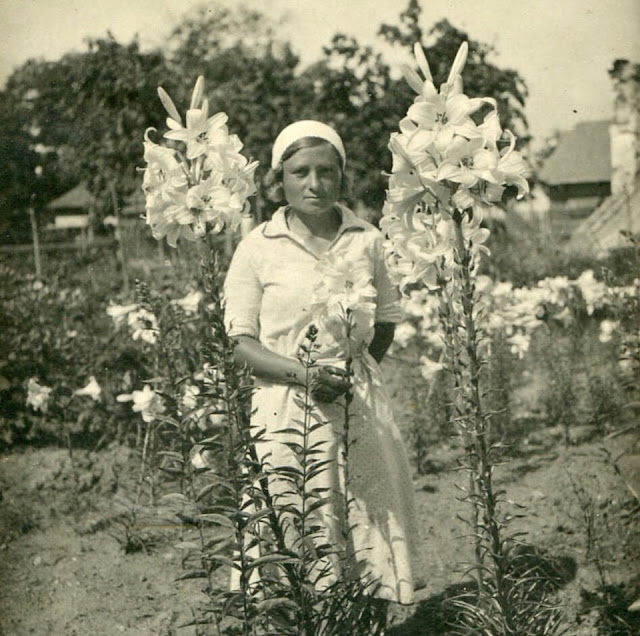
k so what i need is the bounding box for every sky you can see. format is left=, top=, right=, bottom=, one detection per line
left=1, top=0, right=639, bottom=145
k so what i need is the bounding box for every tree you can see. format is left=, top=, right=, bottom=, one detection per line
left=4, top=35, right=171, bottom=213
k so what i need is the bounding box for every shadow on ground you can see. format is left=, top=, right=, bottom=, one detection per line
left=390, top=548, right=577, bottom=635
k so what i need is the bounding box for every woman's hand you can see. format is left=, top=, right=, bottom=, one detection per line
left=308, top=364, right=351, bottom=403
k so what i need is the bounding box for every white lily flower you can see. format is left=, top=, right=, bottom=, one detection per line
left=74, top=376, right=102, bottom=402
left=106, top=303, right=137, bottom=329
left=127, top=308, right=159, bottom=344
left=26, top=378, right=52, bottom=414
left=117, top=385, right=165, bottom=423
left=172, top=290, right=203, bottom=315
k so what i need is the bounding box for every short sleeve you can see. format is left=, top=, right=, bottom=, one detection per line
left=373, top=233, right=402, bottom=323
left=223, top=236, right=263, bottom=338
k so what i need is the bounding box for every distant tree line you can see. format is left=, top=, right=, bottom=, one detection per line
left=0, top=0, right=528, bottom=243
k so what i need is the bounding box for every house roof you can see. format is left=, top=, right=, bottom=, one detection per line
left=46, top=183, right=96, bottom=210
left=538, top=120, right=612, bottom=186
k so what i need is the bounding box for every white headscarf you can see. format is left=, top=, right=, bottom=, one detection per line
left=271, top=120, right=346, bottom=169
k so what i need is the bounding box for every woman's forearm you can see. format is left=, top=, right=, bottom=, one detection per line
left=232, top=335, right=305, bottom=385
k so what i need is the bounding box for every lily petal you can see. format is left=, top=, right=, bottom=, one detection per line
left=447, top=42, right=469, bottom=84
left=157, top=87, right=182, bottom=124
left=413, top=43, right=433, bottom=82
left=402, top=64, right=425, bottom=94
left=190, top=76, right=205, bottom=110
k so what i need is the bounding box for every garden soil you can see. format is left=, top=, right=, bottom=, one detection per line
left=1, top=427, right=639, bottom=635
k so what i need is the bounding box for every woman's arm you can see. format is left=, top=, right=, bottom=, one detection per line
left=233, top=335, right=351, bottom=401
left=233, top=335, right=307, bottom=385
left=368, top=322, right=395, bottom=364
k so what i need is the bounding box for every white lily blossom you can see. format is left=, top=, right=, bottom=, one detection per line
left=74, top=376, right=102, bottom=402
left=142, top=76, right=258, bottom=247
left=599, top=320, right=620, bottom=343
left=127, top=308, right=159, bottom=344
left=172, top=290, right=203, bottom=315
left=107, top=303, right=138, bottom=329
left=26, top=378, right=52, bottom=414
left=383, top=41, right=530, bottom=292
left=117, top=385, right=165, bottom=423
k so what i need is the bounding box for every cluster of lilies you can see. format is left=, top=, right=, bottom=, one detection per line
left=382, top=42, right=530, bottom=292
left=142, top=77, right=258, bottom=247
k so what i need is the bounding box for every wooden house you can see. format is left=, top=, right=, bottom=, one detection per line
left=44, top=183, right=96, bottom=243
left=537, top=120, right=612, bottom=241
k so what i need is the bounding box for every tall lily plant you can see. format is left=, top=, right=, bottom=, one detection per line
left=383, top=43, right=560, bottom=633
left=140, top=78, right=386, bottom=634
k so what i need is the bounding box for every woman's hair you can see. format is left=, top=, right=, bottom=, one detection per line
left=265, top=137, right=351, bottom=204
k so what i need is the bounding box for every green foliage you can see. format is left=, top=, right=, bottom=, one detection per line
left=3, top=35, right=170, bottom=214
left=135, top=252, right=390, bottom=634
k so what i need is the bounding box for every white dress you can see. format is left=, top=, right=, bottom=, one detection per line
left=223, top=205, right=420, bottom=604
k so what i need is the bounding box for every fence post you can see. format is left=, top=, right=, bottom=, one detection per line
left=109, top=181, right=130, bottom=295
left=28, top=205, right=42, bottom=280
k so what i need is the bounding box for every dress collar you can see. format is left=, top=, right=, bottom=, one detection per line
left=262, top=203, right=368, bottom=241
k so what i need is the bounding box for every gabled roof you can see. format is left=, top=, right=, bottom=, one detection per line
left=538, top=120, right=612, bottom=186
left=46, top=183, right=96, bottom=210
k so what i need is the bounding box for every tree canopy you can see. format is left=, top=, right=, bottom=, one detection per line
left=0, top=0, right=530, bottom=239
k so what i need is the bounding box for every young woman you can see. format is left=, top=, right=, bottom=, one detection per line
left=223, top=120, right=421, bottom=604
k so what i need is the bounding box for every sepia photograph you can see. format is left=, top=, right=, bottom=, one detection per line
left=0, top=0, right=639, bottom=633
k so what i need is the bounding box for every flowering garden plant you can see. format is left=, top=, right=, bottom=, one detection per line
left=142, top=77, right=258, bottom=246
left=381, top=42, right=567, bottom=634
left=382, top=42, right=529, bottom=292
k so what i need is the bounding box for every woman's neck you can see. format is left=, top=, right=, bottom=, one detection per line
left=287, top=205, right=342, bottom=241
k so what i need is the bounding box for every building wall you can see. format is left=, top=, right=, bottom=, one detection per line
left=609, top=60, right=640, bottom=196
left=547, top=182, right=611, bottom=241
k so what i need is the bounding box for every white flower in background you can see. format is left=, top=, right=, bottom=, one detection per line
left=107, top=303, right=137, bottom=329
left=74, top=376, right=102, bottom=402
left=599, top=320, right=620, bottom=343
left=190, top=444, right=217, bottom=470
left=394, top=322, right=418, bottom=348
left=127, top=308, right=159, bottom=344
left=172, top=290, right=203, bottom=315
left=537, top=276, right=572, bottom=306
left=400, top=288, right=432, bottom=318
left=575, top=270, right=608, bottom=315
left=181, top=384, right=200, bottom=410
left=117, top=385, right=165, bottom=423
left=419, top=355, right=444, bottom=381
left=26, top=378, right=52, bottom=413
left=507, top=332, right=531, bottom=359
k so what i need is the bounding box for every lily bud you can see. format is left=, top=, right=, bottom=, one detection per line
left=190, top=76, right=205, bottom=110
left=447, top=42, right=469, bottom=85
left=157, top=87, right=182, bottom=124
left=402, top=64, right=425, bottom=94
left=413, top=43, right=433, bottom=82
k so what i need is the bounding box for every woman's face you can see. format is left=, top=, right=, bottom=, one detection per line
left=282, top=143, right=342, bottom=217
